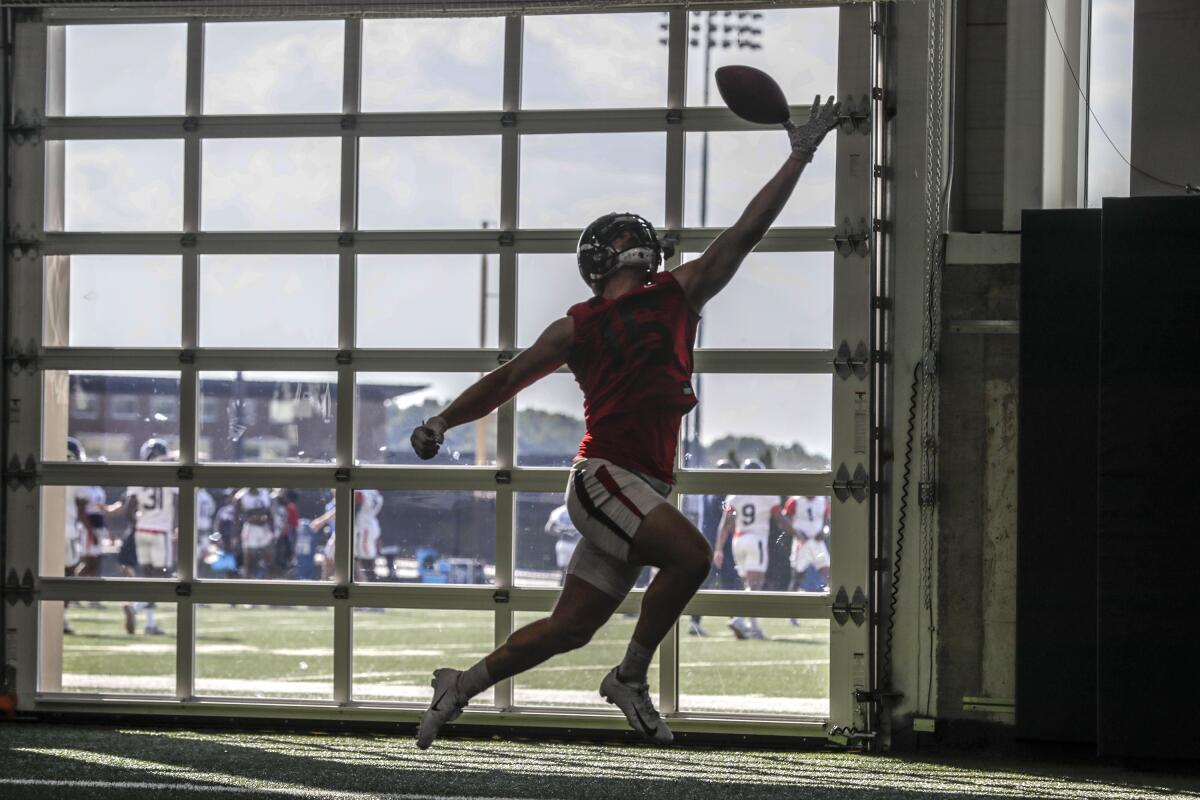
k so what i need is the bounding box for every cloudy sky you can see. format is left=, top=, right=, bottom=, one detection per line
left=54, top=4, right=1136, bottom=465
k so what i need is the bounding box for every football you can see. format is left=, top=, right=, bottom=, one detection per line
left=714, top=65, right=791, bottom=125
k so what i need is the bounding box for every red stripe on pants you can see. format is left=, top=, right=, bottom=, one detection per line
left=595, top=465, right=645, bottom=521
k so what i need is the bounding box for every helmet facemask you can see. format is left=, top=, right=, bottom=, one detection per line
left=577, top=213, right=674, bottom=293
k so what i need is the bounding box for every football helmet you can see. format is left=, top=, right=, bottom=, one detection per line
left=577, top=212, right=674, bottom=291
left=715, top=458, right=736, bottom=470
left=66, top=436, right=86, bottom=462
left=742, top=458, right=766, bottom=470
left=139, top=437, right=170, bottom=462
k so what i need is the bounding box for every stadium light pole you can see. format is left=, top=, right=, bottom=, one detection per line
left=478, top=220, right=499, bottom=467
left=660, top=11, right=763, bottom=464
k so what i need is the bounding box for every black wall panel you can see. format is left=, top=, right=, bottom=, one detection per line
left=1016, top=209, right=1102, bottom=744
left=1097, top=196, right=1200, bottom=759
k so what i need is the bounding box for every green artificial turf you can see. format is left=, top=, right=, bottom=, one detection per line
left=59, top=604, right=829, bottom=715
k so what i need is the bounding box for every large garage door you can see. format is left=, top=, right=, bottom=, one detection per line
left=4, top=2, right=874, bottom=740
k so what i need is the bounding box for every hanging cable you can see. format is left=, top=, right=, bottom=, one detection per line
left=1043, top=0, right=1197, bottom=194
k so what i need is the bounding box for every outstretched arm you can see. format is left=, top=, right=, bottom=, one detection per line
left=672, top=95, right=840, bottom=312
left=411, top=316, right=574, bottom=459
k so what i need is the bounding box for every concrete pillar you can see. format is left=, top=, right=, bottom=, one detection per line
left=1130, top=0, right=1200, bottom=196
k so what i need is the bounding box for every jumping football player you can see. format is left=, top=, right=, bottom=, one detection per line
left=410, top=95, right=840, bottom=748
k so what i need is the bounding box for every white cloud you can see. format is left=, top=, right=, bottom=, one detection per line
left=63, top=140, right=183, bottom=231
left=204, top=20, right=343, bottom=114
left=201, top=138, right=341, bottom=230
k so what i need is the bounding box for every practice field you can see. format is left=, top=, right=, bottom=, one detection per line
left=57, top=604, right=829, bottom=716
left=3, top=723, right=1199, bottom=800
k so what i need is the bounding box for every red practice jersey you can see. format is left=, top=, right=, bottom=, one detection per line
left=566, top=271, right=700, bottom=483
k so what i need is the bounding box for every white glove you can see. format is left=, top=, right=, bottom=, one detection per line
left=410, top=416, right=447, bottom=460
left=784, top=95, right=841, bottom=162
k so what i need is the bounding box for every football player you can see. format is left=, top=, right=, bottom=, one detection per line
left=233, top=487, right=275, bottom=579
left=784, top=494, right=831, bottom=598
left=109, top=438, right=178, bottom=635
left=409, top=95, right=841, bottom=748
left=687, top=458, right=739, bottom=637
left=195, top=487, right=216, bottom=571
left=712, top=459, right=799, bottom=639
left=544, top=503, right=582, bottom=586
left=353, top=489, right=385, bottom=582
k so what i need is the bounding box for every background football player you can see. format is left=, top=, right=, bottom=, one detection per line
left=234, top=487, right=275, bottom=579
left=544, top=503, right=581, bottom=586
left=784, top=494, right=831, bottom=598
left=713, top=459, right=798, bottom=639
left=353, top=488, right=385, bottom=582
left=107, top=438, right=177, bottom=635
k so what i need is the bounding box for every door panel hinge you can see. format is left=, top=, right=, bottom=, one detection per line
left=4, top=455, right=37, bottom=491
left=832, top=586, right=868, bottom=627
left=832, top=217, right=871, bottom=257
left=832, top=463, right=869, bottom=503
left=3, top=568, right=35, bottom=607
left=832, top=341, right=869, bottom=380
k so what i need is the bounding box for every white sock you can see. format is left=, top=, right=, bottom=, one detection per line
left=455, top=659, right=492, bottom=700
left=617, top=639, right=655, bottom=684
left=145, top=607, right=156, bottom=628
left=750, top=617, right=763, bottom=632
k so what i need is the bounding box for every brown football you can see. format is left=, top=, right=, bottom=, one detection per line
left=714, top=65, right=791, bottom=125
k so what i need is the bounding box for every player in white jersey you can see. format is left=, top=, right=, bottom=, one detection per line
left=353, top=489, right=385, bottom=582
left=234, top=487, right=275, bottom=579
left=106, top=438, right=178, bottom=634
left=713, top=459, right=798, bottom=639
left=544, top=504, right=582, bottom=585
left=784, top=495, right=831, bottom=593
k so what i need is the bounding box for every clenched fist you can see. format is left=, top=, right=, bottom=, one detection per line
left=410, top=416, right=448, bottom=460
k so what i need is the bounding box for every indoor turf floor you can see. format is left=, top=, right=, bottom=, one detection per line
left=2, top=722, right=1198, bottom=800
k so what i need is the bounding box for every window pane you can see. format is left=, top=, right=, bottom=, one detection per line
left=515, top=373, right=585, bottom=468
left=515, top=491, right=574, bottom=589
left=45, top=370, right=180, bottom=462
left=49, top=601, right=176, bottom=695
left=199, top=488, right=335, bottom=582
left=195, top=605, right=334, bottom=700
left=517, top=254, right=583, bottom=348
left=203, top=21, right=343, bottom=114
left=357, top=255, right=499, bottom=348
left=62, top=24, right=186, bottom=116
left=358, top=137, right=501, bottom=230
left=361, top=18, right=504, bottom=112
left=198, top=372, right=336, bottom=463
left=520, top=134, right=665, bottom=229
left=44, top=256, right=181, bottom=348
left=679, top=617, right=828, bottom=716
left=681, top=374, right=831, bottom=470
left=199, top=255, right=338, bottom=348
left=685, top=9, right=839, bottom=108
left=513, top=610, right=658, bottom=709
left=353, top=608, right=496, bottom=704
left=352, top=490, right=495, bottom=586
left=1087, top=0, right=1135, bottom=206
left=61, top=140, right=183, bottom=231
left=523, top=13, right=667, bottom=109
left=42, top=484, right=180, bottom=580
left=684, top=252, right=833, bottom=349
left=685, top=131, right=835, bottom=228
left=355, top=373, right=496, bottom=466
left=202, top=138, right=341, bottom=231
